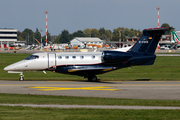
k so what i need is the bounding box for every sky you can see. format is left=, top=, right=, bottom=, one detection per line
left=1, top=0, right=180, bottom=35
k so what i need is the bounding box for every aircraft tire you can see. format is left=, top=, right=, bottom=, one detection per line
left=19, top=76, right=24, bottom=81
left=88, top=75, right=97, bottom=82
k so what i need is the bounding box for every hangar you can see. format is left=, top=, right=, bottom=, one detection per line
left=0, top=28, right=17, bottom=49
left=70, top=37, right=103, bottom=48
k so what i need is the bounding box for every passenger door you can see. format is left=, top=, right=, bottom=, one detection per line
left=48, top=53, right=56, bottom=70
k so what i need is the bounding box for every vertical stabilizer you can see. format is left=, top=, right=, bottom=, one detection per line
left=129, top=27, right=169, bottom=54
left=172, top=31, right=180, bottom=43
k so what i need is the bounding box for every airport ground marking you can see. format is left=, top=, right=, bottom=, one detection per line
left=28, top=86, right=122, bottom=91
left=134, top=81, right=167, bottom=82
left=1, top=83, right=180, bottom=87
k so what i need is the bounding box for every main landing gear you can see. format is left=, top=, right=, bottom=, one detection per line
left=88, top=75, right=98, bottom=82
left=19, top=72, right=24, bottom=81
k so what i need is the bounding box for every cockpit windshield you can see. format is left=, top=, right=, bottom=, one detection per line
left=24, top=55, right=39, bottom=60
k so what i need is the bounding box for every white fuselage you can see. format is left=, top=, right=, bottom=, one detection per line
left=4, top=52, right=103, bottom=72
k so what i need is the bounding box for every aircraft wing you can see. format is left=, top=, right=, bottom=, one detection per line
left=110, top=46, right=132, bottom=52
left=68, top=67, right=113, bottom=73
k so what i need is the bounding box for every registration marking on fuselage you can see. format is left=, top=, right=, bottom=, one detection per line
left=28, top=86, right=122, bottom=91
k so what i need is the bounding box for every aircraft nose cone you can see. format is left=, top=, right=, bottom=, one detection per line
left=4, top=66, right=8, bottom=71
left=4, top=60, right=25, bottom=71
left=4, top=65, right=14, bottom=71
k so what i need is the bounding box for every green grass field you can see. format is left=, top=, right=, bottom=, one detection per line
left=0, top=53, right=180, bottom=81
left=0, top=93, right=180, bottom=120
left=1, top=93, right=180, bottom=106
left=1, top=106, right=180, bottom=120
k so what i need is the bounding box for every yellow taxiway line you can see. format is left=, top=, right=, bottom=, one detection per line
left=28, top=86, right=122, bottom=91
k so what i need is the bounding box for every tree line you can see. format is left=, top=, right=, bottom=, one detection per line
left=17, top=28, right=51, bottom=45
left=54, top=27, right=142, bottom=44
left=17, top=23, right=173, bottom=44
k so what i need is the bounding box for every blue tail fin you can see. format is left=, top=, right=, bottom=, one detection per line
left=129, top=27, right=169, bottom=54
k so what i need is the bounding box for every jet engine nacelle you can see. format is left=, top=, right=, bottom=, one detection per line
left=102, top=51, right=132, bottom=63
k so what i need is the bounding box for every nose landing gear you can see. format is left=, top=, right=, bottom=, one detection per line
left=19, top=72, right=24, bottom=81
left=7, top=71, right=24, bottom=81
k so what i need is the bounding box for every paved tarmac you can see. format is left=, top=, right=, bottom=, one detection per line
left=1, top=104, right=180, bottom=110
left=0, top=80, right=180, bottom=100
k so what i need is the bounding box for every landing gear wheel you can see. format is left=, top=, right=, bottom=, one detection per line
left=19, top=72, right=24, bottom=81
left=88, top=75, right=97, bottom=82
left=19, top=76, right=24, bottom=81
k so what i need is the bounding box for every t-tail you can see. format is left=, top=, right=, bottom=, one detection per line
left=172, top=31, right=180, bottom=43
left=126, top=27, right=169, bottom=66
left=129, top=27, right=169, bottom=54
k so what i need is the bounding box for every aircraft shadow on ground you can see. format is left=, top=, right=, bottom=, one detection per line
left=135, top=79, right=151, bottom=81
left=74, top=80, right=121, bottom=84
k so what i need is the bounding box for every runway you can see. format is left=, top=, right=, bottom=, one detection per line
left=0, top=80, right=180, bottom=100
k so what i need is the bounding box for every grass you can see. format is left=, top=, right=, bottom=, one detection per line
left=0, top=93, right=180, bottom=120
left=1, top=53, right=180, bottom=81
left=1, top=106, right=180, bottom=120
left=0, top=93, right=180, bottom=107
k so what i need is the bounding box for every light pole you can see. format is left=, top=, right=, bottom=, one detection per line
left=40, top=29, right=42, bottom=49
left=119, top=29, right=121, bottom=48
left=156, top=7, right=161, bottom=28
left=45, top=10, right=48, bottom=46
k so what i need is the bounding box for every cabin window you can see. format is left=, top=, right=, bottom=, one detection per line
left=34, top=56, right=39, bottom=59
left=65, top=56, right=69, bottom=59
left=80, top=56, right=84, bottom=59
left=24, top=55, right=39, bottom=60
left=58, top=56, right=62, bottom=59
left=92, top=56, right=95, bottom=59
left=72, top=56, right=76, bottom=59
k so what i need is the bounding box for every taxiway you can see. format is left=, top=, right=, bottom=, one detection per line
left=0, top=80, right=180, bottom=100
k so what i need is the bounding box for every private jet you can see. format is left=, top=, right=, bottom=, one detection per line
left=4, top=27, right=169, bottom=81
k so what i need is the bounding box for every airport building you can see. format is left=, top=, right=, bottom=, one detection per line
left=70, top=37, right=103, bottom=48
left=0, top=28, right=17, bottom=48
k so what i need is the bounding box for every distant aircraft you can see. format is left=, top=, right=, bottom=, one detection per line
left=4, top=27, right=169, bottom=82
left=172, top=31, right=180, bottom=42
left=169, top=31, right=180, bottom=49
